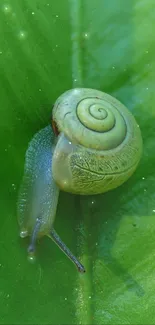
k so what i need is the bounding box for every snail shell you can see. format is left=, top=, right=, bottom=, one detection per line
left=52, top=88, right=143, bottom=195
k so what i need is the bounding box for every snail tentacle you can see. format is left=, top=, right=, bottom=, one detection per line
left=27, top=216, right=42, bottom=261
left=48, top=229, right=85, bottom=273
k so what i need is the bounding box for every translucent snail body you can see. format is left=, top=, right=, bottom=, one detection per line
left=17, top=88, right=143, bottom=272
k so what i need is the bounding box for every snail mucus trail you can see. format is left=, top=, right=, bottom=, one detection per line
left=17, top=88, right=143, bottom=273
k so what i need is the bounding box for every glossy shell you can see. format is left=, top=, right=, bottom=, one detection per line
left=52, top=88, right=143, bottom=195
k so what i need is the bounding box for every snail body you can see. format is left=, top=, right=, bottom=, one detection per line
left=18, top=126, right=59, bottom=237
left=17, top=88, right=143, bottom=272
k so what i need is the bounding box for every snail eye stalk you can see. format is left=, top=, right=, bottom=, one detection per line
left=27, top=217, right=42, bottom=262
left=48, top=228, right=86, bottom=273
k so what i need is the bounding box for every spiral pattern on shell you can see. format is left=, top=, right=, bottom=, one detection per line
left=52, top=88, right=138, bottom=151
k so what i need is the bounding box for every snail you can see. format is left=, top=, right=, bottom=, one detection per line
left=17, top=88, right=143, bottom=273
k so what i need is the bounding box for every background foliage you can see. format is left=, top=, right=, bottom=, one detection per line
left=0, top=0, right=154, bottom=324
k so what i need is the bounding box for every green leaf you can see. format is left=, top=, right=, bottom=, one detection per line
left=0, top=0, right=154, bottom=324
